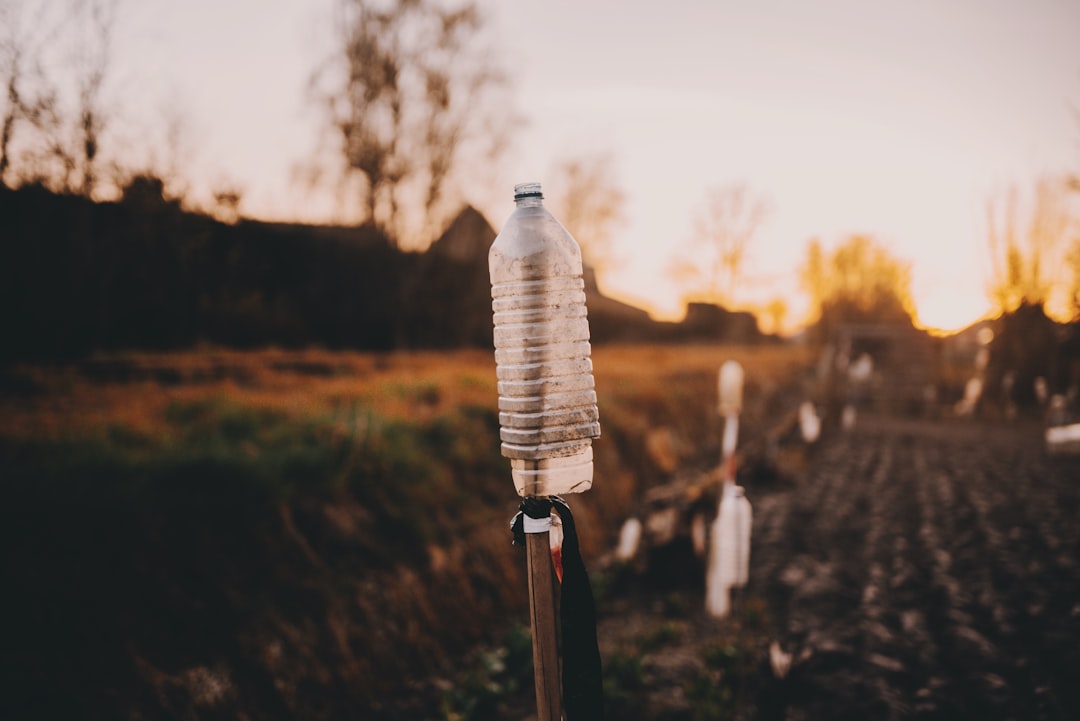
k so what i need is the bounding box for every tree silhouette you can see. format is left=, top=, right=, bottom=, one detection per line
left=312, top=0, right=513, bottom=247
left=669, top=183, right=769, bottom=307
left=985, top=178, right=1073, bottom=316
left=0, top=0, right=116, bottom=196
left=1069, top=242, right=1080, bottom=321
left=764, top=296, right=788, bottom=336
left=1065, top=107, right=1080, bottom=320
left=800, top=235, right=915, bottom=340
left=72, top=0, right=115, bottom=198
left=0, top=0, right=54, bottom=188
left=548, top=152, right=625, bottom=277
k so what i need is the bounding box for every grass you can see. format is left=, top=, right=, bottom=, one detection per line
left=0, top=343, right=813, bottom=554
left=438, top=623, right=534, bottom=721
left=0, top=344, right=813, bottom=718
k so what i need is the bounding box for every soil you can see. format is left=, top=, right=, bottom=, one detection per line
left=587, top=414, right=1080, bottom=721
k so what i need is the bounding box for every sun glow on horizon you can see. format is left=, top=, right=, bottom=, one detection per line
left=597, top=248, right=997, bottom=338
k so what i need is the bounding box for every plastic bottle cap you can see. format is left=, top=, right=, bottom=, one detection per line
left=513, top=182, right=543, bottom=201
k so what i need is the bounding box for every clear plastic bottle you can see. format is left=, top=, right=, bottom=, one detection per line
left=489, top=182, right=601, bottom=497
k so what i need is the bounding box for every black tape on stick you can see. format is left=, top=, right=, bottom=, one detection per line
left=550, top=496, right=605, bottom=721
left=510, top=497, right=605, bottom=721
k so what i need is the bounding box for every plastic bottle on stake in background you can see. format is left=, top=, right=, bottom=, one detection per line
left=489, top=182, right=601, bottom=497
left=707, top=359, right=752, bottom=617
left=718, top=360, right=744, bottom=416
left=718, top=360, right=744, bottom=480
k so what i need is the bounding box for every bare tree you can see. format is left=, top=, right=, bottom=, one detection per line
left=985, top=178, right=1072, bottom=314
left=0, top=0, right=55, bottom=187
left=548, top=153, right=625, bottom=275
left=312, top=0, right=513, bottom=246
left=764, top=296, right=788, bottom=336
left=211, top=179, right=244, bottom=224
left=0, top=0, right=115, bottom=196
left=799, top=234, right=915, bottom=339
left=1067, top=243, right=1080, bottom=320
left=670, top=183, right=769, bottom=306
left=0, top=0, right=21, bottom=184
left=150, top=98, right=196, bottom=205
left=1067, top=102, right=1080, bottom=319
left=72, top=0, right=115, bottom=197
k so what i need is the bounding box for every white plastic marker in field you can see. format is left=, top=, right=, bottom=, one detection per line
left=706, top=360, right=753, bottom=618
left=718, top=361, right=744, bottom=476
left=490, top=182, right=602, bottom=721
left=841, top=403, right=856, bottom=432
left=614, top=517, right=643, bottom=562
left=1046, top=422, right=1080, bottom=455
left=800, top=400, right=822, bottom=442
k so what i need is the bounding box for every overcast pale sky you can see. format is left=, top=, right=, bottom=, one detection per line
left=105, top=0, right=1080, bottom=331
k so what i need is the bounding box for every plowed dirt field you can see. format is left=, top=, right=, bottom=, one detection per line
left=599, top=416, right=1080, bottom=721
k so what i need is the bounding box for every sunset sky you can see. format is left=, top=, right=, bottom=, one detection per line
left=107, top=0, right=1080, bottom=333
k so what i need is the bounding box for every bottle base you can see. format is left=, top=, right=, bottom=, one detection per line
left=510, top=446, right=594, bottom=497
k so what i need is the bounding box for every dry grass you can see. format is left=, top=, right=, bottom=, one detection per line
left=1, top=344, right=809, bottom=444
left=0, top=348, right=497, bottom=441
left=2, top=343, right=816, bottom=719
left=1, top=343, right=814, bottom=558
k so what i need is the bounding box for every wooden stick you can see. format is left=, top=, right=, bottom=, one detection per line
left=526, top=527, right=562, bottom=721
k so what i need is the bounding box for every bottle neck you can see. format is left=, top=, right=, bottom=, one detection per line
left=513, top=182, right=543, bottom=207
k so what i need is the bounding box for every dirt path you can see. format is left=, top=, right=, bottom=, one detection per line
left=594, top=416, right=1080, bottom=721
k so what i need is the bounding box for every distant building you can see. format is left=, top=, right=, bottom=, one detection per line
left=412, top=207, right=768, bottom=347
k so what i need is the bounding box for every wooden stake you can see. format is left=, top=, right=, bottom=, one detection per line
left=526, top=527, right=562, bottom=721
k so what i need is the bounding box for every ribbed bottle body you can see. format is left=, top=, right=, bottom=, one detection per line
left=489, top=186, right=600, bottom=497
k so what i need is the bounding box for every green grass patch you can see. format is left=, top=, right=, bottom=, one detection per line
left=637, top=621, right=684, bottom=652
left=5, top=395, right=504, bottom=540
left=439, top=623, right=533, bottom=721
left=603, top=649, right=649, bottom=720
